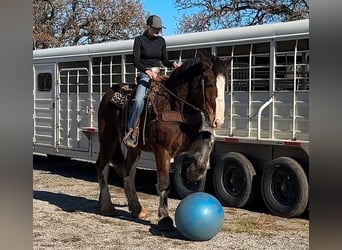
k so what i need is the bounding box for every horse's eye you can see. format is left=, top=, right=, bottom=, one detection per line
left=204, top=80, right=214, bottom=88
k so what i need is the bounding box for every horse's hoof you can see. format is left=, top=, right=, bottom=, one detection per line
left=157, top=216, right=176, bottom=232
left=100, top=208, right=117, bottom=217
left=139, top=208, right=148, bottom=219
left=132, top=208, right=147, bottom=219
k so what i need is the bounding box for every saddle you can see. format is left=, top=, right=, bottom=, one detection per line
left=110, top=83, right=137, bottom=108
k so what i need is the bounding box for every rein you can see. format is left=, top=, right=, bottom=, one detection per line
left=200, top=59, right=214, bottom=112
left=150, top=82, right=212, bottom=138
left=158, top=59, right=214, bottom=113
left=158, top=83, right=202, bottom=112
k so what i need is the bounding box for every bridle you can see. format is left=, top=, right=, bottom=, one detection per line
left=200, top=60, right=214, bottom=110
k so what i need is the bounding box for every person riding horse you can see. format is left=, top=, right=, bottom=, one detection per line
left=96, top=40, right=230, bottom=231
left=124, top=15, right=178, bottom=147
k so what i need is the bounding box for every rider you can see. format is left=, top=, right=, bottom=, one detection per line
left=124, top=15, right=178, bottom=147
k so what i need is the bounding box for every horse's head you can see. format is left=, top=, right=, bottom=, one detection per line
left=167, top=52, right=230, bottom=129
left=191, top=52, right=229, bottom=129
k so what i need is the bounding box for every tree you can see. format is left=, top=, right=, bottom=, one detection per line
left=175, top=0, right=309, bottom=33
left=33, top=0, right=149, bottom=49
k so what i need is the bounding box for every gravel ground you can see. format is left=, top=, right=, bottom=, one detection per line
left=33, top=156, right=309, bottom=249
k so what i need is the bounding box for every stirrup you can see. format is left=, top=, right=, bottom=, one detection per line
left=123, top=128, right=133, bottom=142
left=123, top=128, right=139, bottom=148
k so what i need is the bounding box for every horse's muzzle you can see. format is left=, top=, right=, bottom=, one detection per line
left=185, top=131, right=215, bottom=182
left=212, top=118, right=223, bottom=128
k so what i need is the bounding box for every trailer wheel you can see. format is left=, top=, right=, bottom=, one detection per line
left=213, top=152, right=256, bottom=207
left=261, top=157, right=309, bottom=218
left=172, top=154, right=206, bottom=198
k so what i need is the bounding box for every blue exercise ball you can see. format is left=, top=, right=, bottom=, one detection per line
left=175, top=192, right=224, bottom=241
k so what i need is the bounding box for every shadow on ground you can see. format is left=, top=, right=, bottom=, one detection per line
left=33, top=189, right=192, bottom=240
left=33, top=154, right=308, bottom=220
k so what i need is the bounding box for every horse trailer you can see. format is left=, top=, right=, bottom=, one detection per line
left=33, top=19, right=309, bottom=218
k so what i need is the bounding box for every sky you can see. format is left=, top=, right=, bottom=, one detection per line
left=141, top=0, right=185, bottom=36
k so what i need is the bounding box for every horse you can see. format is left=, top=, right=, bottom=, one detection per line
left=95, top=52, right=230, bottom=231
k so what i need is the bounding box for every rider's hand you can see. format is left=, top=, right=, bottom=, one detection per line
left=146, top=70, right=158, bottom=80
left=172, top=61, right=179, bottom=68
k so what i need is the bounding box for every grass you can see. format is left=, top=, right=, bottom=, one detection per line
left=221, top=216, right=278, bottom=237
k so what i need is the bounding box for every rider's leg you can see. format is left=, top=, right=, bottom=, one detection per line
left=125, top=75, right=150, bottom=147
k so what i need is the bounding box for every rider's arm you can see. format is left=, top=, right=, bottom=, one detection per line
left=133, top=37, right=147, bottom=73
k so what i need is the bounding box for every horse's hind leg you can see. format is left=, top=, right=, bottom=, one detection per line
left=123, top=148, right=147, bottom=219
left=96, top=150, right=117, bottom=216
left=154, top=147, right=175, bottom=231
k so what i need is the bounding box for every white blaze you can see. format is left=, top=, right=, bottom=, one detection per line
left=215, top=73, right=225, bottom=128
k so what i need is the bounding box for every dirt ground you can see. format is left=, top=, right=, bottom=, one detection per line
left=33, top=155, right=309, bottom=249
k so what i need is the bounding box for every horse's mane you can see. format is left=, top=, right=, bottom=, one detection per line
left=169, top=57, right=200, bottom=79
left=163, top=58, right=197, bottom=94
left=164, top=55, right=229, bottom=92
left=211, top=56, right=229, bottom=84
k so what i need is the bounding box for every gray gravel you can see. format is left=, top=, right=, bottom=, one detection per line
left=33, top=157, right=309, bottom=249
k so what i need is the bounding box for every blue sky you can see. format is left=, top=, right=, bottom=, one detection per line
left=141, top=0, right=184, bottom=36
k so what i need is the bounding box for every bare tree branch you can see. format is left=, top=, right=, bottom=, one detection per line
left=33, top=0, right=149, bottom=49
left=175, top=0, right=309, bottom=33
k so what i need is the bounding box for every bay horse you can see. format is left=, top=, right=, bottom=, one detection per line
left=95, top=52, right=230, bottom=231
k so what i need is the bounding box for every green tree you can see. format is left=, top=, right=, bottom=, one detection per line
left=175, top=0, right=309, bottom=33
left=33, top=0, right=149, bottom=49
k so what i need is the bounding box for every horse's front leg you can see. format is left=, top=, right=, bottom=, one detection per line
left=154, top=147, right=176, bottom=231
left=123, top=148, right=147, bottom=219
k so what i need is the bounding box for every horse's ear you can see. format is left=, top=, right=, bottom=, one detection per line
left=224, top=57, right=234, bottom=66
left=199, top=51, right=211, bottom=68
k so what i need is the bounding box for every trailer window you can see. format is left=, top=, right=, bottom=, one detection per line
left=60, top=69, right=89, bottom=93
left=37, top=73, right=52, bottom=91
left=92, top=55, right=123, bottom=91
left=275, top=39, right=309, bottom=90
left=124, top=54, right=135, bottom=83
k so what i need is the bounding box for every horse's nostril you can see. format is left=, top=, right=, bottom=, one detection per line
left=213, top=119, right=222, bottom=128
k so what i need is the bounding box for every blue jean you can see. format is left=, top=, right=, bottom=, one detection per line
left=127, top=73, right=150, bottom=130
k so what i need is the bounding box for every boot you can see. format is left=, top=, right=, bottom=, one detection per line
left=123, top=126, right=139, bottom=148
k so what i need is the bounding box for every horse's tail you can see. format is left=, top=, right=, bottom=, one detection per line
left=97, top=88, right=125, bottom=178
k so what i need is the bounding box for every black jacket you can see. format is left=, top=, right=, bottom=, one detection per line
left=133, top=30, right=174, bottom=73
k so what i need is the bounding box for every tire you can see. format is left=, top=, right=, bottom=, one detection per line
left=172, top=154, right=206, bottom=199
left=213, top=152, right=256, bottom=208
left=261, top=157, right=309, bottom=218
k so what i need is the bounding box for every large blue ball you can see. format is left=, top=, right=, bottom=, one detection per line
left=175, top=192, right=224, bottom=241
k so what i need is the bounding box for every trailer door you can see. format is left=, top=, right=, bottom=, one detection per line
left=33, top=64, right=56, bottom=147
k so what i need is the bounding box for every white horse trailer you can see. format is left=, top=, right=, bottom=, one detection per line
left=33, top=19, right=309, bottom=218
